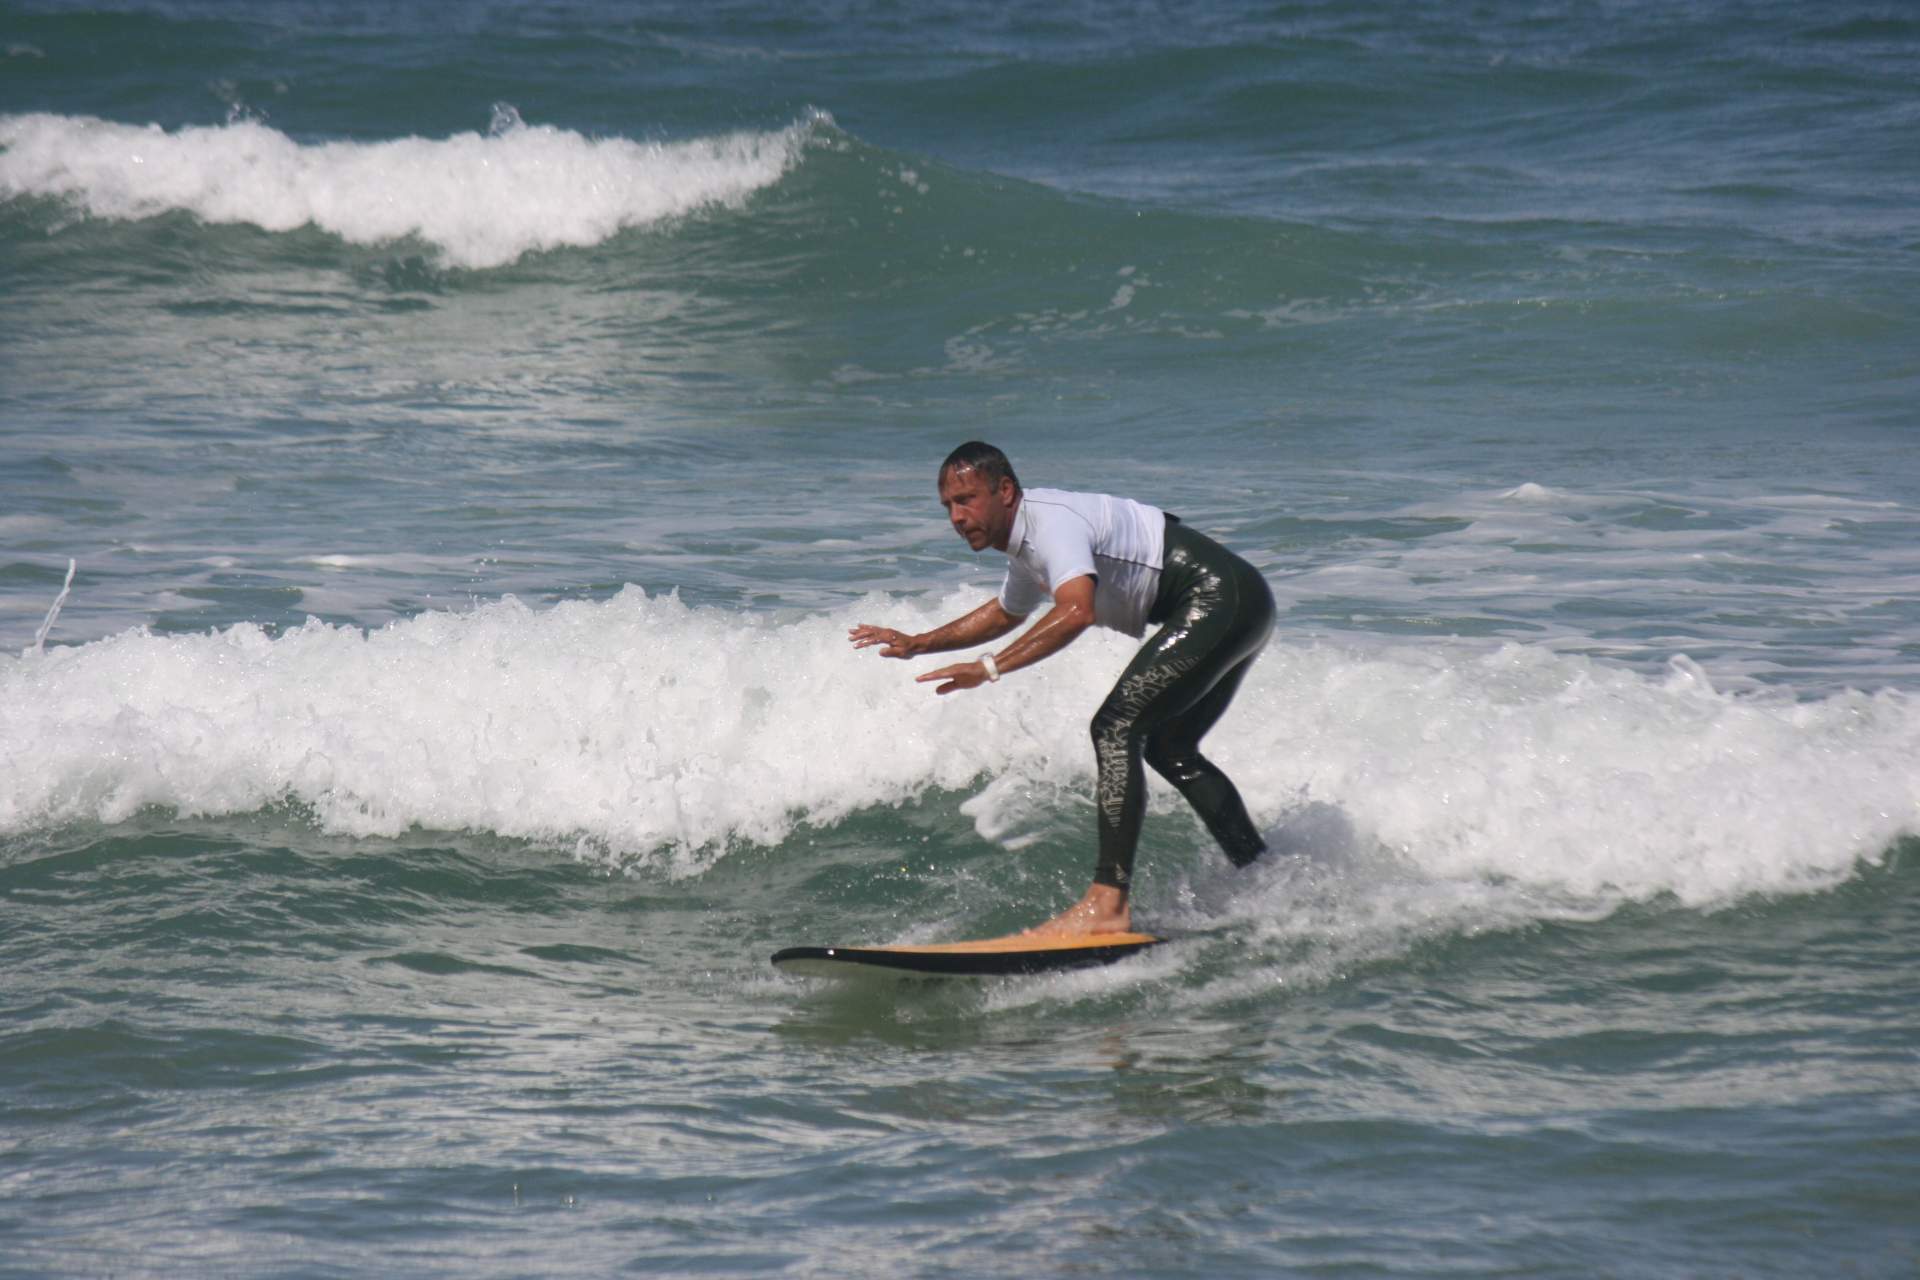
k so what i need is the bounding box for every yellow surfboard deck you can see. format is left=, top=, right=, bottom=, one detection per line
left=771, top=932, right=1164, bottom=978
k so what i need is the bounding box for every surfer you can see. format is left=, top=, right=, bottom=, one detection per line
left=849, top=441, right=1275, bottom=939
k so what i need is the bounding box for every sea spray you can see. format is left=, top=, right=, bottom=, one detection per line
left=27, top=559, right=74, bottom=656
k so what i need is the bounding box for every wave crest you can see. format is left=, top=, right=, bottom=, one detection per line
left=4, top=590, right=1916, bottom=902
left=0, top=108, right=821, bottom=269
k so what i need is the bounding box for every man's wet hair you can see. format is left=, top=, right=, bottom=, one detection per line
left=939, top=441, right=1020, bottom=492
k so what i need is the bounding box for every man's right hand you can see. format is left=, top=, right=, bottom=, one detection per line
left=848, top=624, right=920, bottom=658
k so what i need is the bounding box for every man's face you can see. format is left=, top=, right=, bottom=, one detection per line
left=938, top=465, right=1017, bottom=552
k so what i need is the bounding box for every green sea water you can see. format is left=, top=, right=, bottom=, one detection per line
left=3, top=1, right=1918, bottom=1275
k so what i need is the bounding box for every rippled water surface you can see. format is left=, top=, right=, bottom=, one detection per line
left=4, top=1, right=1918, bottom=1275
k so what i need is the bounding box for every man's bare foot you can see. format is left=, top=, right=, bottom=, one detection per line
left=1010, top=883, right=1132, bottom=941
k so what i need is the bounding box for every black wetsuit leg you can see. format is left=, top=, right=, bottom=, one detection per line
left=1089, top=519, right=1275, bottom=890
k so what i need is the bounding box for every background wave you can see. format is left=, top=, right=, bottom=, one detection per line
left=5, top=98, right=1904, bottom=412
left=0, top=107, right=816, bottom=269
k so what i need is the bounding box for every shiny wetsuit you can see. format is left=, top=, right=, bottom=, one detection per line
left=1090, top=516, right=1275, bottom=889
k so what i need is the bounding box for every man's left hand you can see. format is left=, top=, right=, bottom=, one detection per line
left=916, top=661, right=991, bottom=695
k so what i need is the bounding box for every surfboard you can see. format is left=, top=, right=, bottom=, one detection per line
left=770, top=931, right=1164, bottom=979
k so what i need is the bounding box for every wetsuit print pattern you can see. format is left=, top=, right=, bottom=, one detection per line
left=1089, top=520, right=1275, bottom=890
left=1092, top=655, right=1202, bottom=885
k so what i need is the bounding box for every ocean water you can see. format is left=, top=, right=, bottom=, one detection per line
left=3, top=1, right=1918, bottom=1275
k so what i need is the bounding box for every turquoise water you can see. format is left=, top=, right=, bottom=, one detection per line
left=3, top=2, right=1918, bottom=1275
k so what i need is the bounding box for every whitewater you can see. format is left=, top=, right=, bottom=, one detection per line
left=8, top=584, right=1912, bottom=904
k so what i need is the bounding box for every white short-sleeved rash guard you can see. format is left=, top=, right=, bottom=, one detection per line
left=997, top=487, right=1167, bottom=637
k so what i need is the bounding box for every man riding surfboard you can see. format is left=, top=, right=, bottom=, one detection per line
left=849, top=442, right=1275, bottom=939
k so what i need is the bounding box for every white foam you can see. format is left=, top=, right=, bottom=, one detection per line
left=1497, top=481, right=1561, bottom=504
left=1222, top=641, right=1918, bottom=907
left=2, top=591, right=1914, bottom=906
left=0, top=108, right=818, bottom=269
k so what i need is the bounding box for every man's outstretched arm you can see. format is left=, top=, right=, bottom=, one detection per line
left=848, top=597, right=1027, bottom=660
left=918, top=575, right=1096, bottom=695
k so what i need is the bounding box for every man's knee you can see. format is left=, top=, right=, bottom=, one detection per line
left=1144, top=734, right=1205, bottom=784
left=1089, top=700, right=1133, bottom=755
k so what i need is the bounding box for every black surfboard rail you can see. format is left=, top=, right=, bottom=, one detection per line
left=771, top=934, right=1164, bottom=978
